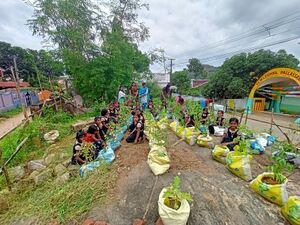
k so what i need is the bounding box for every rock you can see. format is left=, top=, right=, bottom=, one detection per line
left=8, top=165, right=25, bottom=182
left=44, top=130, right=59, bottom=142
left=55, top=172, right=70, bottom=184
left=82, top=219, right=95, bottom=225
left=94, top=221, right=109, bottom=225
left=132, top=219, right=145, bottom=225
left=54, top=164, right=66, bottom=176
left=0, top=198, right=9, bottom=214
left=72, top=120, right=93, bottom=132
left=29, top=171, right=40, bottom=180
left=59, top=153, right=69, bottom=160
left=44, top=154, right=56, bottom=166
left=68, top=164, right=79, bottom=171
left=32, top=169, right=52, bottom=185
left=27, top=160, right=46, bottom=172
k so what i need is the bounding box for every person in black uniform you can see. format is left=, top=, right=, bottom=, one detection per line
left=71, top=130, right=86, bottom=165
left=200, top=107, right=209, bottom=125
left=126, top=115, right=144, bottom=144
left=209, top=110, right=225, bottom=135
left=221, top=118, right=241, bottom=151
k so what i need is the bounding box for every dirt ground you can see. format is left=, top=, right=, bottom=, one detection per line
left=84, top=128, right=299, bottom=225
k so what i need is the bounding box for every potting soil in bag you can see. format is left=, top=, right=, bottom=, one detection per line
left=98, top=146, right=115, bottom=163
left=250, top=172, right=288, bottom=206
left=250, top=141, right=265, bottom=154
left=281, top=196, right=300, bottom=225
left=185, top=134, right=197, bottom=146
left=212, top=145, right=230, bottom=164
left=158, top=188, right=190, bottom=225
left=176, top=126, right=185, bottom=138
left=170, top=120, right=179, bottom=132
left=80, top=161, right=100, bottom=177
left=197, top=135, right=214, bottom=148
left=226, top=152, right=252, bottom=181
left=147, top=148, right=170, bottom=175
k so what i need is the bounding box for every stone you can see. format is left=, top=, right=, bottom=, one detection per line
left=72, top=120, right=93, bottom=132
left=132, top=219, right=145, bottom=225
left=29, top=171, right=40, bottom=180
left=32, top=169, right=52, bottom=185
left=94, top=221, right=109, bottom=225
left=54, top=164, right=66, bottom=176
left=55, top=172, right=70, bottom=184
left=44, top=154, right=56, bottom=166
left=0, top=198, right=9, bottom=214
left=8, top=165, right=25, bottom=182
left=27, top=160, right=46, bottom=172
left=59, top=152, right=70, bottom=160
left=44, top=130, right=59, bottom=142
left=82, top=219, right=95, bottom=225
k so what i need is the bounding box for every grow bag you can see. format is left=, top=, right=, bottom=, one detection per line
left=282, top=196, right=300, bottom=225
left=158, top=188, right=190, bottom=225
left=212, top=145, right=229, bottom=164
left=197, top=135, right=214, bottom=148
left=226, top=152, right=252, bottom=181
left=176, top=126, right=185, bottom=138
left=98, top=146, right=115, bottom=164
left=170, top=120, right=180, bottom=132
left=250, top=172, right=288, bottom=205
left=147, top=148, right=170, bottom=175
left=157, top=117, right=169, bottom=130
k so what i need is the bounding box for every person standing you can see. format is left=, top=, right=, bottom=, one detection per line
left=139, top=82, right=149, bottom=111
left=118, top=86, right=126, bottom=104
left=128, top=82, right=138, bottom=106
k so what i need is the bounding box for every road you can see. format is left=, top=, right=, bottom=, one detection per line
left=0, top=111, right=27, bottom=140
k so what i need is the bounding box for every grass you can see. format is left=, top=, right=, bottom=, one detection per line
left=0, top=107, right=22, bottom=118
left=0, top=163, right=117, bottom=224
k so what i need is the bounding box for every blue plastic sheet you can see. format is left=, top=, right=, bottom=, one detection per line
left=267, top=135, right=276, bottom=146
left=200, top=125, right=207, bottom=134
left=80, top=161, right=100, bottom=177
left=109, top=140, right=121, bottom=151
left=98, top=146, right=115, bottom=163
left=250, top=141, right=265, bottom=154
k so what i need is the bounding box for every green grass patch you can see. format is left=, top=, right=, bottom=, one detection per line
left=0, top=163, right=117, bottom=224
left=0, top=107, right=22, bottom=118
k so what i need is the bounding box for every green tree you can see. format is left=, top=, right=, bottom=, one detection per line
left=202, top=49, right=299, bottom=99
left=171, top=70, right=191, bottom=94
left=187, top=58, right=206, bottom=79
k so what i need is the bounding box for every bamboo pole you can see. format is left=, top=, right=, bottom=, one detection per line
left=3, top=137, right=29, bottom=168
left=0, top=147, right=12, bottom=191
left=245, top=107, right=249, bottom=125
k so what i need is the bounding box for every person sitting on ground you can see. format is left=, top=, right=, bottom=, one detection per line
left=161, top=99, right=168, bottom=111
left=71, top=130, right=86, bottom=165
left=221, top=117, right=241, bottom=151
left=200, top=107, right=209, bottom=125
left=109, top=103, right=118, bottom=124
left=148, top=100, right=157, bottom=117
left=136, top=108, right=145, bottom=124
left=126, top=115, right=144, bottom=144
left=209, top=110, right=225, bottom=135
left=185, top=114, right=195, bottom=128
left=84, top=117, right=105, bottom=156
left=100, top=109, right=110, bottom=135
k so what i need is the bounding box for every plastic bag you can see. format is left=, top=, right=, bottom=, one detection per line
left=185, top=134, right=197, bottom=146
left=281, top=196, right=300, bottom=225
left=256, top=137, right=268, bottom=147
left=98, top=146, right=115, bottom=164
left=197, top=135, right=214, bottom=148
left=147, top=148, right=170, bottom=175
left=212, top=145, right=229, bottom=164
left=250, top=172, right=288, bottom=206
left=267, top=135, right=276, bottom=146
left=226, top=152, right=252, bottom=181
left=250, top=141, right=265, bottom=154
left=109, top=140, right=121, bottom=151
left=214, top=126, right=225, bottom=137
left=158, top=188, right=190, bottom=225
left=80, top=161, right=100, bottom=177
left=170, top=120, right=180, bottom=132
left=176, top=126, right=185, bottom=138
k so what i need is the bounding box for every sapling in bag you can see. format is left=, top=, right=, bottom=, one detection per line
left=281, top=196, right=300, bottom=225
left=176, top=126, right=185, bottom=138
left=147, top=147, right=170, bottom=175
left=170, top=120, right=180, bottom=132
left=212, top=145, right=230, bottom=164
left=226, top=139, right=252, bottom=181
left=158, top=176, right=192, bottom=225
left=197, top=135, right=214, bottom=148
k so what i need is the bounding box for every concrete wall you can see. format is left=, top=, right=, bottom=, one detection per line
left=280, top=96, right=300, bottom=114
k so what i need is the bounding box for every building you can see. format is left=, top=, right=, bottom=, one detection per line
left=191, top=79, right=209, bottom=88
left=152, top=73, right=170, bottom=88
left=0, top=81, right=30, bottom=90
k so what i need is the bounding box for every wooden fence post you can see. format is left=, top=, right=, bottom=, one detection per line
left=0, top=147, right=12, bottom=191
left=245, top=107, right=249, bottom=125
left=270, top=108, right=274, bottom=135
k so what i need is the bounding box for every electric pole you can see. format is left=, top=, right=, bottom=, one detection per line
left=170, top=58, right=175, bottom=77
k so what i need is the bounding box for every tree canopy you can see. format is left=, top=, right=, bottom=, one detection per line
left=171, top=70, right=191, bottom=94
left=187, top=58, right=207, bottom=79
left=202, top=49, right=300, bottom=99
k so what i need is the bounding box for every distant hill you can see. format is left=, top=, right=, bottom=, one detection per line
left=203, top=64, right=219, bottom=75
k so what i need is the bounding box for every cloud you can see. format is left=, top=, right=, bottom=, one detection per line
left=0, top=0, right=299, bottom=72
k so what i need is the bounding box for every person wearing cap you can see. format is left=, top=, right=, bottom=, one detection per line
left=138, top=82, right=149, bottom=111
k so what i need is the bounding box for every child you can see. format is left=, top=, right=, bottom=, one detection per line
left=100, top=109, right=110, bottom=134
left=136, top=109, right=145, bottom=124
left=85, top=117, right=104, bottom=156
left=71, top=130, right=86, bottom=165
left=221, top=117, right=241, bottom=151
left=109, top=103, right=118, bottom=124
left=126, top=115, right=144, bottom=144
left=209, top=110, right=225, bottom=135
left=185, top=114, right=195, bottom=128
left=200, top=107, right=209, bottom=125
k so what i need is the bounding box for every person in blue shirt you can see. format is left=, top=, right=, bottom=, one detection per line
left=139, top=82, right=149, bottom=111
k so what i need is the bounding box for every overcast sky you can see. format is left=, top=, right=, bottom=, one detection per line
left=0, top=0, right=299, bottom=72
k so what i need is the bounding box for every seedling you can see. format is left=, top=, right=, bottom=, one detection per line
left=163, top=176, right=193, bottom=210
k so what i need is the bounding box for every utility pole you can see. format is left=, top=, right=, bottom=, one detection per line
left=12, top=56, right=28, bottom=120
left=170, top=58, right=175, bottom=77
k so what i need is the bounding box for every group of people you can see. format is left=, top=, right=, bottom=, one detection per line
left=71, top=102, right=120, bottom=165
left=71, top=82, right=241, bottom=166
